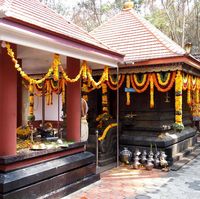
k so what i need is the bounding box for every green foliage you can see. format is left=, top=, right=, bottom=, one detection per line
left=172, top=123, right=184, bottom=131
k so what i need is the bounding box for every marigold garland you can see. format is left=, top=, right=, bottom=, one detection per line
left=82, top=81, right=89, bottom=102
left=156, top=72, right=171, bottom=86
left=150, top=74, right=154, bottom=108
left=133, top=74, right=147, bottom=87
left=107, top=74, right=125, bottom=90
left=53, top=54, right=60, bottom=81
left=182, top=73, right=189, bottom=91
left=28, top=82, right=35, bottom=121
left=130, top=74, right=150, bottom=93
left=60, top=65, right=83, bottom=83
left=98, top=123, right=118, bottom=141
left=61, top=78, right=66, bottom=105
left=126, top=75, right=131, bottom=106
left=187, top=75, right=192, bottom=106
left=102, top=83, right=109, bottom=113
left=87, top=66, right=109, bottom=88
left=196, top=78, right=200, bottom=104
left=153, top=72, right=176, bottom=92
left=175, top=71, right=184, bottom=129
left=109, top=74, right=121, bottom=85
left=6, top=42, right=53, bottom=84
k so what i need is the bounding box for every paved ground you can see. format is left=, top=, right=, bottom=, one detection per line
left=63, top=154, right=200, bottom=199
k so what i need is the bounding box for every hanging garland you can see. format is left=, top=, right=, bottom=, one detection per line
left=28, top=82, right=35, bottom=121
left=6, top=43, right=53, bottom=84
left=102, top=83, right=109, bottom=113
left=133, top=74, right=148, bottom=87
left=196, top=78, right=200, bottom=104
left=107, top=74, right=125, bottom=90
left=150, top=74, right=154, bottom=108
left=46, top=80, right=53, bottom=105
left=153, top=72, right=176, bottom=92
left=182, top=73, right=189, bottom=91
left=126, top=75, right=131, bottom=106
left=109, top=74, right=122, bottom=85
left=60, top=65, right=84, bottom=83
left=6, top=42, right=109, bottom=87
left=82, top=81, right=89, bottom=102
left=87, top=66, right=109, bottom=88
left=130, top=74, right=150, bottom=93
left=174, top=71, right=184, bottom=130
left=156, top=72, right=171, bottom=86
left=187, top=75, right=192, bottom=106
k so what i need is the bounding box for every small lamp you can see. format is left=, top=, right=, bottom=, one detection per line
left=165, top=92, right=170, bottom=103
left=184, top=42, right=192, bottom=54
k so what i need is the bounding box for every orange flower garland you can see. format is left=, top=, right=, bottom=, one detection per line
left=150, top=74, right=154, bottom=108
left=130, top=74, right=150, bottom=93
left=153, top=72, right=176, bottom=92
left=133, top=74, right=148, bottom=87
left=28, top=82, right=35, bottom=121
left=6, top=42, right=53, bottom=84
left=98, top=123, right=118, bottom=141
left=174, top=71, right=184, bottom=130
left=102, top=83, right=109, bottom=113
left=187, top=75, right=192, bottom=106
left=126, top=75, right=131, bottom=106
left=107, top=74, right=125, bottom=90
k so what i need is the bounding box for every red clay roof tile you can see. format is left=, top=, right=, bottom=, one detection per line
left=91, top=8, right=186, bottom=62
left=0, top=0, right=121, bottom=56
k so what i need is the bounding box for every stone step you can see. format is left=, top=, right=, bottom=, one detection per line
left=170, top=143, right=200, bottom=171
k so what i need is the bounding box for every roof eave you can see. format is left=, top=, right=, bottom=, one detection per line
left=0, top=19, right=124, bottom=68
left=5, top=16, right=124, bottom=59
left=119, top=55, right=200, bottom=70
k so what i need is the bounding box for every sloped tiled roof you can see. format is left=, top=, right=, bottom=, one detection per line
left=193, top=54, right=200, bottom=61
left=91, top=8, right=186, bottom=62
left=0, top=0, right=120, bottom=55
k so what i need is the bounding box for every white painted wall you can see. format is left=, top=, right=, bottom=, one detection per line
left=22, top=87, right=63, bottom=125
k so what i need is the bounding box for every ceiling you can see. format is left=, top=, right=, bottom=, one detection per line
left=17, top=45, right=112, bottom=74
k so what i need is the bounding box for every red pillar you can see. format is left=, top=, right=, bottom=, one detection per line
left=66, top=57, right=81, bottom=142
left=0, top=44, right=17, bottom=156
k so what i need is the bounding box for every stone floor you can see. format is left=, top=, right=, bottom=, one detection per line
left=63, top=153, right=200, bottom=199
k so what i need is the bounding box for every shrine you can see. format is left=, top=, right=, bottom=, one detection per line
left=88, top=1, right=200, bottom=166
left=0, top=0, right=123, bottom=198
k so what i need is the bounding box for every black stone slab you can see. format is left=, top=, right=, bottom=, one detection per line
left=0, top=163, right=98, bottom=199
left=120, top=126, right=196, bottom=148
left=0, top=151, right=94, bottom=193
left=0, top=142, right=86, bottom=165
left=42, top=174, right=100, bottom=199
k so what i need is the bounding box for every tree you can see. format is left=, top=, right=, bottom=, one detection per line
left=40, top=0, right=200, bottom=53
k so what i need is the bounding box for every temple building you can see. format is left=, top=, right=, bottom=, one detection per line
left=89, top=1, right=200, bottom=165
left=0, top=0, right=123, bottom=198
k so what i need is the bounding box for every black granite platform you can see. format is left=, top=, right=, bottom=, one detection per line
left=120, top=126, right=198, bottom=165
left=0, top=151, right=99, bottom=199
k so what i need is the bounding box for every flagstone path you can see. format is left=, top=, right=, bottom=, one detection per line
left=63, top=154, right=200, bottom=199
